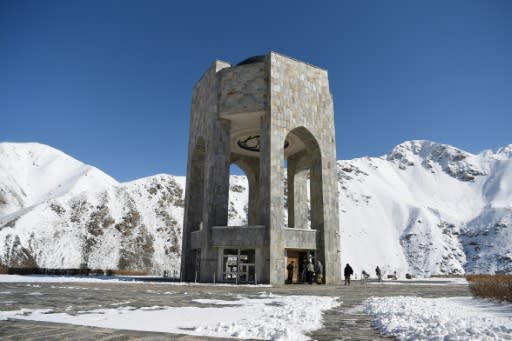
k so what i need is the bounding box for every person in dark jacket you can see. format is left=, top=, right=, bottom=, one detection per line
left=315, top=260, right=323, bottom=284
left=344, top=263, right=353, bottom=286
left=375, top=266, right=382, bottom=282
left=307, top=260, right=315, bottom=284
left=300, top=259, right=307, bottom=283
left=286, top=261, right=294, bottom=284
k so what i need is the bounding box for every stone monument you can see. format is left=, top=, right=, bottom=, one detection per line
left=181, top=52, right=341, bottom=285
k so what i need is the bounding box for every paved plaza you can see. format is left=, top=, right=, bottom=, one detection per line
left=0, top=278, right=470, bottom=340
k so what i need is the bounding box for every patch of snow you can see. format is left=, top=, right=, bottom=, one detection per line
left=364, top=296, right=512, bottom=340
left=368, top=277, right=468, bottom=286
left=0, top=294, right=339, bottom=340
left=0, top=274, right=272, bottom=286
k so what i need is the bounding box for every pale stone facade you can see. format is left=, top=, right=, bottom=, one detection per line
left=181, top=52, right=341, bottom=284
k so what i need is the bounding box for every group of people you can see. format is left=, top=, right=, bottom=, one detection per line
left=343, top=264, right=383, bottom=285
left=288, top=261, right=390, bottom=285
left=286, top=257, right=324, bottom=284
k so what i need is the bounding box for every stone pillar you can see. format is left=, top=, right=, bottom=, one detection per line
left=287, top=153, right=309, bottom=229
left=247, top=172, right=260, bottom=226
left=286, top=163, right=295, bottom=228
left=321, top=120, right=342, bottom=283
left=310, top=152, right=325, bottom=275
left=200, top=119, right=231, bottom=281
left=181, top=143, right=206, bottom=281
left=258, top=114, right=275, bottom=284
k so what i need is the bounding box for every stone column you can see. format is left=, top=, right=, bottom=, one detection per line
left=200, top=119, right=231, bottom=281
left=287, top=154, right=309, bottom=229
left=310, top=152, right=325, bottom=276
left=258, top=114, right=277, bottom=283
left=181, top=143, right=206, bottom=281
left=321, top=125, right=342, bottom=284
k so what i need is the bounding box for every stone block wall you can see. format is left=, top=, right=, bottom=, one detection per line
left=218, top=63, right=267, bottom=115
left=181, top=52, right=341, bottom=284
left=266, top=52, right=341, bottom=283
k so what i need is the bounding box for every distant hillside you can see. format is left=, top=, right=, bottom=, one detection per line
left=1, top=141, right=511, bottom=277
left=339, top=140, right=512, bottom=276
left=0, top=143, right=185, bottom=275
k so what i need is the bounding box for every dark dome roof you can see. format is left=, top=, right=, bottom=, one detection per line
left=237, top=55, right=265, bottom=66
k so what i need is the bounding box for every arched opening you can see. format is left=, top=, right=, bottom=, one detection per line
left=228, top=164, right=249, bottom=226
left=283, top=127, right=323, bottom=230
left=229, top=155, right=260, bottom=226
left=283, top=127, right=324, bottom=284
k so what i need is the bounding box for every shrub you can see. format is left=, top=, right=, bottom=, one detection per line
left=466, top=274, right=512, bottom=302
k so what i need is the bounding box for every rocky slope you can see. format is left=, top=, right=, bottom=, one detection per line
left=0, top=143, right=185, bottom=275
left=0, top=141, right=510, bottom=277
left=339, top=140, right=512, bottom=277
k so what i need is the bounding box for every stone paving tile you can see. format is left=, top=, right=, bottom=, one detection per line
left=0, top=279, right=471, bottom=340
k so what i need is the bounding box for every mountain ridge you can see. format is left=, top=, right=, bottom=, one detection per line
left=340, top=139, right=511, bottom=276
left=1, top=140, right=510, bottom=277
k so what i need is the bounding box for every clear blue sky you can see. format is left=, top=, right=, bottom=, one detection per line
left=2, top=1, right=511, bottom=181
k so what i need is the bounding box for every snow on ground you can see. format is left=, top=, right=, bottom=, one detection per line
left=0, top=292, right=339, bottom=341
left=364, top=296, right=512, bottom=340
left=368, top=277, right=468, bottom=285
left=0, top=275, right=271, bottom=286
left=4, top=275, right=505, bottom=340
left=0, top=274, right=166, bottom=284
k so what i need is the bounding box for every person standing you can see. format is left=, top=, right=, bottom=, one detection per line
left=315, top=260, right=323, bottom=284
left=361, top=270, right=369, bottom=285
left=344, top=263, right=353, bottom=286
left=300, top=259, right=307, bottom=283
left=286, top=261, right=294, bottom=284
left=307, top=260, right=315, bottom=284
left=375, top=266, right=382, bottom=282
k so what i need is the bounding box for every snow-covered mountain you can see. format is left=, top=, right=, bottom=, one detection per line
left=340, top=140, right=512, bottom=277
left=1, top=141, right=511, bottom=277
left=0, top=143, right=185, bottom=275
